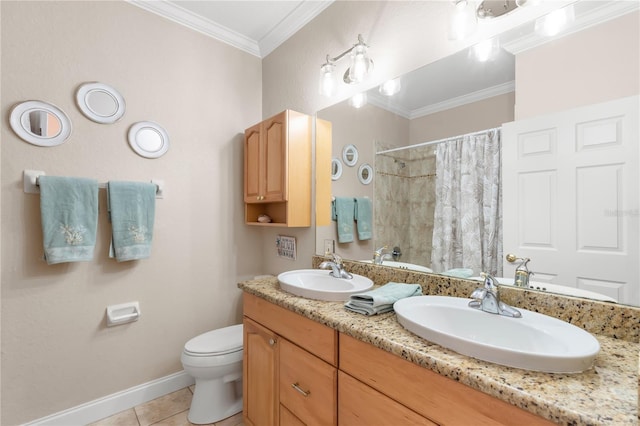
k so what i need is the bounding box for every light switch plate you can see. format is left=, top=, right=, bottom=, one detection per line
left=324, top=239, right=335, bottom=255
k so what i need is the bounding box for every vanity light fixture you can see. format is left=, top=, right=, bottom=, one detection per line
left=319, top=34, right=374, bottom=97
left=379, top=78, right=402, bottom=96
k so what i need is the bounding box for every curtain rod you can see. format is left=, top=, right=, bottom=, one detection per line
left=376, top=126, right=501, bottom=155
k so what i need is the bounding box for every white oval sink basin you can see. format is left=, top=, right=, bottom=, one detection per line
left=278, top=269, right=374, bottom=302
left=360, top=260, right=433, bottom=273
left=394, top=296, right=600, bottom=373
left=470, top=276, right=617, bottom=303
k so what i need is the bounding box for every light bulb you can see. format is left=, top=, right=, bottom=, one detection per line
left=348, top=44, right=373, bottom=84
left=379, top=78, right=401, bottom=96
left=535, top=5, right=575, bottom=37
left=349, top=93, right=367, bottom=108
left=449, top=0, right=478, bottom=41
left=319, top=62, right=337, bottom=97
left=472, top=38, right=500, bottom=62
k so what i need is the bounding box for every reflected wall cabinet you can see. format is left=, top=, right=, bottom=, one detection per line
left=244, top=110, right=312, bottom=227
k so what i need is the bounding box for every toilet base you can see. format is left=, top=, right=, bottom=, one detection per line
left=188, top=375, right=243, bottom=424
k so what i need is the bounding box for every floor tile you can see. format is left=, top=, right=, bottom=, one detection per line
left=89, top=408, right=139, bottom=426
left=214, top=412, right=244, bottom=426
left=135, top=388, right=193, bottom=426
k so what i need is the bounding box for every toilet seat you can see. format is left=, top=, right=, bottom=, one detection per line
left=184, top=324, right=243, bottom=357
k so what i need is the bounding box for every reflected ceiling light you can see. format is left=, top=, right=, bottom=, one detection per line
left=534, top=4, right=575, bottom=37
left=449, top=0, right=478, bottom=40
left=472, top=37, right=501, bottom=62
left=319, top=34, right=374, bottom=97
left=349, top=93, right=367, bottom=108
left=379, top=78, right=402, bottom=96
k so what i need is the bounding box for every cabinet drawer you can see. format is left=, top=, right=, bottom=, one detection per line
left=279, top=339, right=337, bottom=425
left=338, top=371, right=436, bottom=425
left=243, top=293, right=337, bottom=365
left=339, top=334, right=553, bottom=426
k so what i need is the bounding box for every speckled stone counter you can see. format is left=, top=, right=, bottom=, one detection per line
left=238, top=276, right=639, bottom=425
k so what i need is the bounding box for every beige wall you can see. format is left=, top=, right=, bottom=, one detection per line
left=1, top=2, right=262, bottom=424
left=515, top=11, right=639, bottom=119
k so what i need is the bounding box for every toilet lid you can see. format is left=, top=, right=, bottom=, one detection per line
left=184, top=324, right=243, bottom=355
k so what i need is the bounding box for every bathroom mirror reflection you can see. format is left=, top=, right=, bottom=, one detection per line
left=331, top=158, right=343, bottom=181
left=9, top=100, right=72, bottom=147
left=342, top=144, right=358, bottom=166
left=315, top=2, right=640, bottom=307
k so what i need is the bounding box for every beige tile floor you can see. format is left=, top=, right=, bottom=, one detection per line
left=89, top=386, right=244, bottom=426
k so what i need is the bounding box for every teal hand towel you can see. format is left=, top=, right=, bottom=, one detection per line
left=108, top=181, right=156, bottom=262
left=345, top=282, right=422, bottom=316
left=39, top=176, right=99, bottom=264
left=354, top=197, right=372, bottom=240
left=332, top=197, right=355, bottom=243
left=441, top=268, right=474, bottom=278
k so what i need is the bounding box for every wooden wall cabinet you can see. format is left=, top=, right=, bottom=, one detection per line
left=243, top=110, right=311, bottom=227
left=242, top=293, right=338, bottom=426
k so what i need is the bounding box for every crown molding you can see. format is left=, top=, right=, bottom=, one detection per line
left=127, top=0, right=333, bottom=58
left=367, top=92, right=413, bottom=119
left=260, top=1, right=334, bottom=58
left=503, top=1, right=640, bottom=54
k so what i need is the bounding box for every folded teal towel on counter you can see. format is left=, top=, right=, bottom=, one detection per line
left=345, top=282, right=422, bottom=316
left=354, top=197, right=372, bottom=241
left=440, top=268, right=474, bottom=278
left=332, top=197, right=355, bottom=243
left=108, top=181, right=156, bottom=262
left=39, top=176, right=99, bottom=264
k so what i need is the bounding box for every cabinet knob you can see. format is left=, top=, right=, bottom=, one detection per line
left=269, top=338, right=276, bottom=346
left=291, top=382, right=311, bottom=397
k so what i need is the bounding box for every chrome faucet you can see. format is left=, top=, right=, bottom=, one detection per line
left=319, top=253, right=353, bottom=279
left=373, top=245, right=402, bottom=265
left=469, top=273, right=522, bottom=318
left=506, top=254, right=533, bottom=288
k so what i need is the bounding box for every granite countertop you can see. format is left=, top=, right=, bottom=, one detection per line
left=238, top=277, right=639, bottom=426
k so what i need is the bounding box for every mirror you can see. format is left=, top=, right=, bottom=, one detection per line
left=358, top=163, right=373, bottom=185
left=342, top=144, right=359, bottom=166
left=128, top=121, right=170, bottom=158
left=9, top=100, right=72, bottom=146
left=76, top=82, right=125, bottom=124
left=316, top=2, right=640, bottom=306
left=331, top=158, right=343, bottom=180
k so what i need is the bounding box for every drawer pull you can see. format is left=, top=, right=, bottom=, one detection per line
left=291, top=383, right=310, bottom=397
left=269, top=338, right=276, bottom=346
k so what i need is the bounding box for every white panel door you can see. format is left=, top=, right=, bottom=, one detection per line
left=502, top=96, right=639, bottom=305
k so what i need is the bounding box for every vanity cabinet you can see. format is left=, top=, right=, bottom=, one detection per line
left=243, top=110, right=312, bottom=227
left=242, top=293, right=338, bottom=426
left=339, top=334, right=554, bottom=426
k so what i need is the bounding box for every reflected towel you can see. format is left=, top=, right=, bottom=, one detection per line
left=108, top=181, right=156, bottom=261
left=331, top=197, right=355, bottom=243
left=39, top=176, right=99, bottom=264
left=440, top=268, right=474, bottom=278
left=354, top=197, right=372, bottom=241
left=345, top=282, right=422, bottom=316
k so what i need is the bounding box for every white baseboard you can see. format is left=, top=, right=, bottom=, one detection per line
left=23, top=370, right=195, bottom=426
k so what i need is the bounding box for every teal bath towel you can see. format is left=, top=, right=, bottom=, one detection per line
left=332, top=197, right=355, bottom=243
left=441, top=268, right=474, bottom=278
left=345, top=282, right=422, bottom=316
left=108, top=181, right=156, bottom=262
left=39, top=176, right=99, bottom=265
left=354, top=197, right=372, bottom=240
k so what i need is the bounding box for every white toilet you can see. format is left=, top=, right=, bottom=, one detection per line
left=181, top=324, right=243, bottom=424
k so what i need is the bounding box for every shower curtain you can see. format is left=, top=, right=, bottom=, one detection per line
left=430, top=129, right=502, bottom=276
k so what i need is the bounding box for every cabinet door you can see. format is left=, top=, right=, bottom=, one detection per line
left=244, top=122, right=262, bottom=203
left=262, top=111, right=286, bottom=202
left=279, top=339, right=337, bottom=425
left=244, top=318, right=279, bottom=426
left=338, top=371, right=436, bottom=426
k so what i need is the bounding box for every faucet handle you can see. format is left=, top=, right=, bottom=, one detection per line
left=480, top=272, right=497, bottom=290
